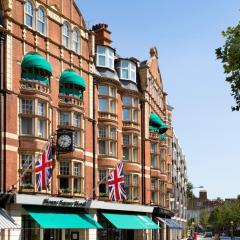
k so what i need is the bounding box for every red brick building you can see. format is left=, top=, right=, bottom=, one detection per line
left=0, top=1, right=176, bottom=240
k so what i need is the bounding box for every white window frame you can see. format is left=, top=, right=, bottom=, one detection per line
left=37, top=6, right=46, bottom=35
left=25, top=0, right=34, bottom=28
left=96, top=46, right=114, bottom=69
left=62, top=22, right=70, bottom=48
left=72, top=28, right=80, bottom=54
left=117, top=60, right=136, bottom=82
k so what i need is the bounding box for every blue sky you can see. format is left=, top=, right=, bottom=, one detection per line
left=77, top=1, right=240, bottom=199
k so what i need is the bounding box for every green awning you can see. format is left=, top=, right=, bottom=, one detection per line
left=22, top=52, right=52, bottom=76
left=160, top=134, right=166, bottom=140
left=60, top=69, right=86, bottom=91
left=102, top=212, right=159, bottom=230
left=21, top=72, right=49, bottom=85
left=149, top=113, right=168, bottom=134
left=24, top=206, right=102, bottom=229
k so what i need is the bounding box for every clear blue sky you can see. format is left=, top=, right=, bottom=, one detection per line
left=77, top=1, right=240, bottom=199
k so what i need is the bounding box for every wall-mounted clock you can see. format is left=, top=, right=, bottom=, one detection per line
left=57, top=129, right=74, bottom=152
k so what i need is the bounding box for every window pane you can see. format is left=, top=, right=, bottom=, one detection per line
left=21, top=154, right=33, bottom=169
left=98, top=85, right=108, bottom=96
left=37, top=101, right=45, bottom=116
left=98, top=55, right=106, bottom=66
left=74, top=131, right=81, bottom=148
left=73, top=113, right=81, bottom=127
left=37, top=7, right=45, bottom=34
left=60, top=162, right=69, bottom=175
left=21, top=172, right=33, bottom=186
left=60, top=112, right=70, bottom=126
left=133, top=109, right=138, bottom=122
left=121, top=60, right=129, bottom=68
left=22, top=99, right=33, bottom=114
left=122, top=69, right=129, bottom=79
left=37, top=119, right=46, bottom=138
left=122, top=96, right=131, bottom=106
left=133, top=135, right=138, bottom=146
left=25, top=1, right=33, bottom=27
left=123, top=134, right=130, bottom=145
left=133, top=98, right=138, bottom=107
left=123, top=147, right=130, bottom=161
left=74, top=179, right=81, bottom=193
left=60, top=178, right=69, bottom=190
left=98, top=126, right=107, bottom=138
left=109, top=99, right=116, bottom=113
left=133, top=175, right=138, bottom=186
left=99, top=170, right=107, bottom=181
left=21, top=117, right=33, bottom=135
left=110, top=127, right=116, bottom=139
left=109, top=87, right=116, bottom=97
left=98, top=99, right=107, bottom=112
left=99, top=183, right=107, bottom=194
left=133, top=187, right=138, bottom=200
left=125, top=175, right=130, bottom=185
left=109, top=141, right=116, bottom=156
left=97, top=46, right=106, bottom=54
left=123, top=109, right=130, bottom=121
left=99, top=140, right=107, bottom=154
left=133, top=148, right=138, bottom=162
left=73, top=162, right=81, bottom=176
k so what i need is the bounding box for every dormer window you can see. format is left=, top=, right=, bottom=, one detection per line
left=96, top=46, right=114, bottom=69
left=116, top=60, right=136, bottom=82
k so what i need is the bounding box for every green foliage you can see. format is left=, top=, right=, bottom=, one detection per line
left=216, top=22, right=240, bottom=111
left=208, top=200, right=240, bottom=234
left=187, top=181, right=194, bottom=199
left=200, top=211, right=209, bottom=229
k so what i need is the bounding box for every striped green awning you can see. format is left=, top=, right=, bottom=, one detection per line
left=102, top=212, right=159, bottom=230
left=24, top=206, right=102, bottom=229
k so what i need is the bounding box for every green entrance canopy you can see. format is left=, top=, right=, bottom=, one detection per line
left=60, top=69, right=86, bottom=91
left=24, top=206, right=102, bottom=229
left=102, top=212, right=159, bottom=230
left=149, top=113, right=168, bottom=134
left=21, top=52, right=52, bottom=76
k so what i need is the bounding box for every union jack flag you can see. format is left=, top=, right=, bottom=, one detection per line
left=35, top=142, right=53, bottom=191
left=108, top=161, right=127, bottom=201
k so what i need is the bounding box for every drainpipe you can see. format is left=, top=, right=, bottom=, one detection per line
left=0, top=32, right=5, bottom=193
left=92, top=78, right=97, bottom=199
left=141, top=98, right=146, bottom=205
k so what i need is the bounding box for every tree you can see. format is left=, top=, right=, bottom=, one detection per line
left=200, top=211, right=209, bottom=229
left=216, top=22, right=240, bottom=111
left=187, top=181, right=194, bottom=199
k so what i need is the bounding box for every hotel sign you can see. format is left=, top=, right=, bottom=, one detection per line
left=43, top=198, right=87, bottom=208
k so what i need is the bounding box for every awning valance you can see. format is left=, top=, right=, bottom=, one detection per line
left=102, top=212, right=159, bottom=230
left=24, top=206, right=102, bottom=229
left=0, top=208, right=19, bottom=229
left=157, top=217, right=183, bottom=230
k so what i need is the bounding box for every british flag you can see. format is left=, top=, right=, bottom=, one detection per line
left=35, top=142, right=53, bottom=191
left=108, top=161, right=127, bottom=201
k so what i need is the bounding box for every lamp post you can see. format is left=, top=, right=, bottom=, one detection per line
left=230, top=221, right=234, bottom=240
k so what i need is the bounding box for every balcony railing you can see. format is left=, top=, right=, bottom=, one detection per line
left=59, top=94, right=83, bottom=107
left=20, top=79, right=50, bottom=94
left=98, top=112, right=117, bottom=121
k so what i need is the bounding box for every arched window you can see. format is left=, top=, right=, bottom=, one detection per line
left=72, top=28, right=80, bottom=53
left=25, top=0, right=34, bottom=28
left=62, top=22, right=70, bottom=48
left=37, top=6, right=46, bottom=35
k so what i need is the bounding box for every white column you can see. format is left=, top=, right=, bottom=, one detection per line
left=62, top=229, right=65, bottom=240
left=40, top=229, right=44, bottom=240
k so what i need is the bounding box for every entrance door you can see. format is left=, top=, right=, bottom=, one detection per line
left=44, top=229, right=62, bottom=240
left=122, top=229, right=134, bottom=240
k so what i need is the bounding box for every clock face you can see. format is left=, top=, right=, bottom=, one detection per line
left=58, top=134, right=72, bottom=148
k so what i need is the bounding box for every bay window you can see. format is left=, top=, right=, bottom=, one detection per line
left=98, top=125, right=117, bottom=157
left=116, top=60, right=136, bottom=82
left=122, top=133, right=138, bottom=162
left=125, top=174, right=139, bottom=202
left=96, top=46, right=114, bottom=69
left=122, top=96, right=138, bottom=123
left=58, top=160, right=84, bottom=195
left=150, top=142, right=160, bottom=169
left=20, top=98, right=48, bottom=139
left=98, top=84, right=116, bottom=114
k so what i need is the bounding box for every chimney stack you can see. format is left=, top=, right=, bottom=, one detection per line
left=92, top=23, right=112, bottom=47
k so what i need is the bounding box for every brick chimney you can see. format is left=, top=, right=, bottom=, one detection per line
left=199, top=190, right=207, bottom=201
left=92, top=23, right=112, bottom=47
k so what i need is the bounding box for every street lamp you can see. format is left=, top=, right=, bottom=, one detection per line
left=230, top=221, right=234, bottom=239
